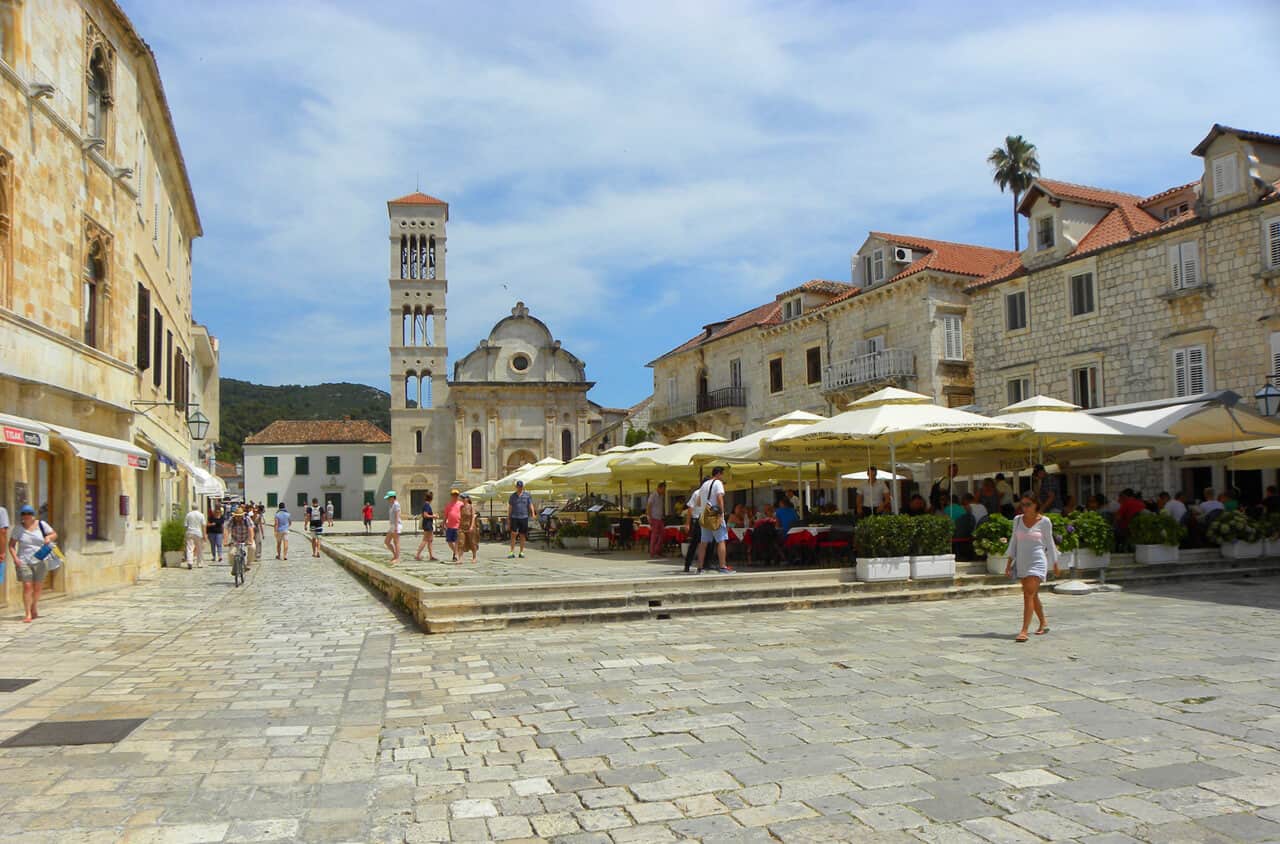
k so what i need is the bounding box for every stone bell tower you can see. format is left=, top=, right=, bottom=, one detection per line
left=387, top=191, right=454, bottom=513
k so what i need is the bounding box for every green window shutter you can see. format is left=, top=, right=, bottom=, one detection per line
left=297, top=492, right=308, bottom=506
left=263, top=456, right=278, bottom=476
left=363, top=490, right=375, bottom=506
left=266, top=492, right=278, bottom=507
left=326, top=456, right=341, bottom=475
left=363, top=455, right=377, bottom=475
left=296, top=456, right=309, bottom=475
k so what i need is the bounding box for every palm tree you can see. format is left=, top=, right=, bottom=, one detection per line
left=987, top=136, right=1041, bottom=251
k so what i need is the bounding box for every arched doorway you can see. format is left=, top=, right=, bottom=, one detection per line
left=505, top=449, right=537, bottom=475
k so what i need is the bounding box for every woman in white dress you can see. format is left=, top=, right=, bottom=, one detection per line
left=1004, top=495, right=1059, bottom=642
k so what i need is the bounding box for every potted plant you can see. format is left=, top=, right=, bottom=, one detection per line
left=1262, top=512, right=1280, bottom=557
left=160, top=518, right=186, bottom=567
left=1129, top=511, right=1185, bottom=564
left=853, top=515, right=911, bottom=581
left=909, top=515, right=955, bottom=580
left=587, top=512, right=613, bottom=551
left=1068, top=510, right=1113, bottom=569
left=1207, top=510, right=1263, bottom=559
left=555, top=521, right=591, bottom=550
left=1047, top=513, right=1080, bottom=569
left=974, top=514, right=1013, bottom=575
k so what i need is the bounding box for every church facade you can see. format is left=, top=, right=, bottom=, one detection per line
left=385, top=193, right=622, bottom=511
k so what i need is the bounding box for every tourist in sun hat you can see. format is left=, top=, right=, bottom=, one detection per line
left=383, top=491, right=401, bottom=565
left=8, top=504, right=57, bottom=622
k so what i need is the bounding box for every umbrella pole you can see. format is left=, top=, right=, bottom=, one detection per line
left=797, top=463, right=804, bottom=520
left=890, top=442, right=900, bottom=514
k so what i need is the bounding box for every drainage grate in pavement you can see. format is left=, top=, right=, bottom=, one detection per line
left=0, top=679, right=38, bottom=693
left=0, top=718, right=146, bottom=747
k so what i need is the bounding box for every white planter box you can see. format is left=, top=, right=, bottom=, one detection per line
left=1134, top=544, right=1180, bottom=565
left=987, top=555, right=1009, bottom=575
left=856, top=556, right=910, bottom=582
left=1222, top=540, right=1263, bottom=559
left=910, top=554, right=955, bottom=580
left=1264, top=538, right=1280, bottom=557
left=1058, top=550, right=1075, bottom=570
left=559, top=536, right=591, bottom=550
left=1074, top=549, right=1111, bottom=570
left=162, top=550, right=184, bottom=568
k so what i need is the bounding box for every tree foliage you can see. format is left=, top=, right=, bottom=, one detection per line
left=987, top=135, right=1041, bottom=251
left=218, top=378, right=391, bottom=464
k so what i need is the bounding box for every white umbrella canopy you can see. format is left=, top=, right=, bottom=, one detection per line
left=547, top=446, right=634, bottom=492
left=842, top=469, right=911, bottom=481
left=995, top=395, right=1175, bottom=455
left=494, top=456, right=564, bottom=493
left=1226, top=442, right=1280, bottom=471
left=706, top=411, right=826, bottom=463
left=609, top=432, right=733, bottom=485
left=765, top=387, right=1027, bottom=511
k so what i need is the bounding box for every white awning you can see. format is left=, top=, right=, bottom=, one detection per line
left=0, top=412, right=51, bottom=451
left=190, top=464, right=225, bottom=496
left=1094, top=394, right=1280, bottom=447
left=48, top=424, right=152, bottom=469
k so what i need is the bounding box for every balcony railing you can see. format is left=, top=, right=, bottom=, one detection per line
left=823, top=348, right=915, bottom=391
left=696, top=386, right=746, bottom=413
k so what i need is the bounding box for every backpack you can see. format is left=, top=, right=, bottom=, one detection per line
left=697, top=479, right=724, bottom=531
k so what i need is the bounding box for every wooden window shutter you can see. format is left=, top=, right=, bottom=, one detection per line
left=1180, top=241, right=1199, bottom=288
left=1169, top=245, right=1183, bottom=290
left=1173, top=348, right=1188, bottom=397
left=1187, top=346, right=1206, bottom=395
left=1267, top=218, right=1280, bottom=269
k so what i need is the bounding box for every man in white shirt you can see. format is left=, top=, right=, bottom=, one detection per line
left=856, top=468, right=891, bottom=516
left=384, top=491, right=402, bottom=565
left=1161, top=491, right=1188, bottom=524
left=1198, top=487, right=1223, bottom=517
left=646, top=482, right=666, bottom=559
left=183, top=503, right=206, bottom=569
left=695, top=466, right=734, bottom=574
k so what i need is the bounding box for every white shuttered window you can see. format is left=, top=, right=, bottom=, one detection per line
left=1266, top=217, right=1280, bottom=270
left=1270, top=332, right=1280, bottom=385
left=1172, top=345, right=1207, bottom=397
left=941, top=315, right=963, bottom=361
left=1169, top=241, right=1200, bottom=290
left=1212, top=154, right=1239, bottom=198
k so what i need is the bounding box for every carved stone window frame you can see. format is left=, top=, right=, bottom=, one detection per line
left=83, top=216, right=113, bottom=349
left=0, top=149, right=11, bottom=308
left=84, top=14, right=116, bottom=152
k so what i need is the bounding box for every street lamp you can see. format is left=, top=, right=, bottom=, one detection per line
left=187, top=410, right=211, bottom=441
left=1257, top=383, right=1280, bottom=417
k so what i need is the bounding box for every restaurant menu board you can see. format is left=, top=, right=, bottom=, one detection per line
left=85, top=483, right=99, bottom=540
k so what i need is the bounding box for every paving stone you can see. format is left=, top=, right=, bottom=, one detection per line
left=1195, top=812, right=1280, bottom=842
left=851, top=804, right=928, bottom=831
left=1116, top=762, right=1236, bottom=790
left=992, top=768, right=1066, bottom=788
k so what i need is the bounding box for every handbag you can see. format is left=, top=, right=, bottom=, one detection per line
left=37, top=521, right=63, bottom=571
left=697, top=481, right=724, bottom=531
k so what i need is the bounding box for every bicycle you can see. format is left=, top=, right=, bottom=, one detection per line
left=231, top=542, right=247, bottom=587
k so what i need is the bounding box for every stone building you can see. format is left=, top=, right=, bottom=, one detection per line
left=0, top=0, right=217, bottom=602
left=243, top=419, right=392, bottom=520
left=648, top=236, right=1015, bottom=441
left=383, top=193, right=621, bottom=509
left=967, top=123, right=1280, bottom=499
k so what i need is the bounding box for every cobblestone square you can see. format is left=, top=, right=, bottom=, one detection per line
left=1, top=548, right=1278, bottom=842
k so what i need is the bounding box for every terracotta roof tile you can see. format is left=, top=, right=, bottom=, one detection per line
left=777, top=278, right=854, bottom=299
left=1017, top=178, right=1145, bottom=214
left=1140, top=180, right=1199, bottom=207
left=1192, top=124, right=1280, bottom=156
left=388, top=191, right=448, bottom=206
left=650, top=300, right=781, bottom=363
left=244, top=419, right=392, bottom=445
left=869, top=233, right=1019, bottom=282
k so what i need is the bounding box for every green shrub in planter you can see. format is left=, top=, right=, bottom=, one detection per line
left=1129, top=511, right=1185, bottom=546
left=853, top=514, right=913, bottom=558
left=1260, top=512, right=1280, bottom=540
left=973, top=514, right=1012, bottom=558
left=556, top=522, right=587, bottom=538
left=587, top=513, right=612, bottom=537
left=1206, top=510, right=1261, bottom=545
left=1068, top=510, right=1114, bottom=555
left=160, top=518, right=186, bottom=553
left=911, top=515, right=954, bottom=556
left=1047, top=513, right=1080, bottom=553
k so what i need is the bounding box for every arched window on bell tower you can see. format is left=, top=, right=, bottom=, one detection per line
left=428, top=236, right=436, bottom=279
left=400, top=235, right=409, bottom=279
left=404, top=370, right=418, bottom=408
left=401, top=306, right=413, bottom=346
left=420, top=373, right=432, bottom=408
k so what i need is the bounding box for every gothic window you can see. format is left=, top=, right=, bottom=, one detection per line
left=404, top=371, right=418, bottom=408
left=400, top=235, right=409, bottom=279
left=417, top=308, right=433, bottom=345
left=428, top=236, right=436, bottom=279
left=419, top=373, right=432, bottom=408
left=470, top=430, right=483, bottom=470
left=402, top=306, right=413, bottom=346
left=0, top=152, right=9, bottom=307
left=82, top=224, right=111, bottom=349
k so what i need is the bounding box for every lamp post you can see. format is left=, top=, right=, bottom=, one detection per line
left=186, top=410, right=211, bottom=441
left=1256, top=383, right=1280, bottom=417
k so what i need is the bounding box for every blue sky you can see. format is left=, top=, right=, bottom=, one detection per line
left=125, top=0, right=1276, bottom=409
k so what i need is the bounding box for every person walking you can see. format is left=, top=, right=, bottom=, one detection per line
left=9, top=505, right=57, bottom=622
left=307, top=498, right=324, bottom=558
left=1032, top=464, right=1060, bottom=513
left=362, top=501, right=374, bottom=535
left=1004, top=494, right=1059, bottom=642
left=414, top=491, right=438, bottom=561
left=325, top=499, right=335, bottom=528
left=459, top=493, right=480, bottom=563
left=184, top=503, right=206, bottom=569
left=443, top=489, right=463, bottom=562
left=0, top=503, right=8, bottom=583
left=507, top=480, right=534, bottom=559
left=206, top=504, right=225, bottom=564
left=383, top=491, right=402, bottom=565
left=274, top=503, right=291, bottom=560
left=695, top=467, right=734, bottom=574
left=682, top=482, right=703, bottom=572
left=646, top=482, right=667, bottom=558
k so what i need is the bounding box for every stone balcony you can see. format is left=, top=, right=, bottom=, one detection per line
left=822, top=348, right=916, bottom=392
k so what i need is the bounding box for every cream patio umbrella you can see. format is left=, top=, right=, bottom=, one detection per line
left=765, top=387, right=1028, bottom=512
left=547, top=446, right=634, bottom=506
left=1226, top=441, right=1280, bottom=471
left=993, top=396, right=1176, bottom=465
left=608, top=432, right=733, bottom=489
left=494, top=456, right=564, bottom=494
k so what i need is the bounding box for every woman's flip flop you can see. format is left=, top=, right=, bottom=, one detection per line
left=1035, top=628, right=1050, bottom=635
left=1014, top=634, right=1029, bottom=643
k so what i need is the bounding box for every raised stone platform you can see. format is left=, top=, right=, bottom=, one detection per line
left=319, top=534, right=1280, bottom=633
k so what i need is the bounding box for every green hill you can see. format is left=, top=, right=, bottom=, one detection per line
left=218, top=379, right=391, bottom=463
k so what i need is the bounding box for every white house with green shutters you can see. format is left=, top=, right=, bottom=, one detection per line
left=243, top=419, right=393, bottom=521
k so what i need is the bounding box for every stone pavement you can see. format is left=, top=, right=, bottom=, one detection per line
left=1, top=551, right=1279, bottom=842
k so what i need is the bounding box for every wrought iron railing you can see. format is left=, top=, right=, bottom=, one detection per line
left=696, top=386, right=746, bottom=413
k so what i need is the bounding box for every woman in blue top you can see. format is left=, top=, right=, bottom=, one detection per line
left=414, top=492, right=438, bottom=561
left=1004, top=495, right=1059, bottom=642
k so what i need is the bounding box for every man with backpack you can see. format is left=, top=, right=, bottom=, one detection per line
left=307, top=498, right=324, bottom=558
left=694, top=467, right=734, bottom=575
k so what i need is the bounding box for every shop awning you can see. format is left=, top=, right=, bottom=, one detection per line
left=48, top=424, right=152, bottom=469
left=0, top=412, right=51, bottom=451
left=190, top=464, right=226, bottom=496
left=1091, top=391, right=1280, bottom=448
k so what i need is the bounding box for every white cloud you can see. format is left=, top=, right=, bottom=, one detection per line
left=128, top=0, right=1277, bottom=406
